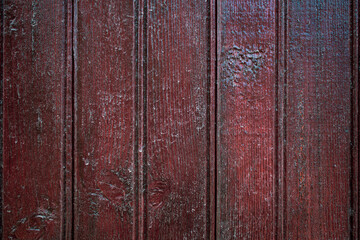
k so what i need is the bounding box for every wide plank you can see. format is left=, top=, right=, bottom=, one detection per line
left=217, top=0, right=276, bottom=239
left=284, top=0, right=353, bottom=238
left=74, top=1, right=136, bottom=239
left=2, top=0, right=66, bottom=239
left=145, top=0, right=211, bottom=238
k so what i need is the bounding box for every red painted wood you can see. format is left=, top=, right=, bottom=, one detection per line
left=73, top=1, right=136, bottom=239
left=284, top=1, right=355, bottom=238
left=217, top=0, right=276, bottom=239
left=145, top=0, right=211, bottom=238
left=2, top=0, right=66, bottom=239
left=1, top=0, right=359, bottom=239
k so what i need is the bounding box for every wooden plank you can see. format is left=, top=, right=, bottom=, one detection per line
left=145, top=0, right=211, bottom=238
left=2, top=0, right=66, bottom=239
left=284, top=0, right=353, bottom=238
left=217, top=0, right=276, bottom=239
left=73, top=1, right=137, bottom=239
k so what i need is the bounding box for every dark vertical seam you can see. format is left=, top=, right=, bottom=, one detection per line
left=142, top=0, right=148, bottom=239
left=214, top=0, right=218, bottom=239
left=350, top=0, right=357, bottom=238
left=71, top=0, right=76, bottom=239
left=61, top=0, right=68, bottom=239
left=350, top=0, right=354, bottom=239
left=133, top=0, right=139, bottom=239
left=354, top=0, right=360, bottom=238
left=283, top=0, right=288, bottom=239
left=1, top=0, right=4, bottom=237
left=274, top=0, right=280, bottom=238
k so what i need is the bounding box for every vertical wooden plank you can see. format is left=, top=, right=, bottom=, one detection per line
left=285, top=0, right=353, bottom=239
left=74, top=0, right=136, bottom=239
left=2, top=0, right=66, bottom=239
left=217, top=0, right=276, bottom=239
left=145, top=0, right=210, bottom=238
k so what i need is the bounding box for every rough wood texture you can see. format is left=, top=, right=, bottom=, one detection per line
left=217, top=1, right=276, bottom=239
left=283, top=0, right=356, bottom=239
left=145, top=0, right=211, bottom=238
left=74, top=1, right=136, bottom=239
left=2, top=0, right=66, bottom=239
left=1, top=0, right=359, bottom=239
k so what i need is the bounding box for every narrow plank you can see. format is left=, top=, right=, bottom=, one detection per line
left=2, top=0, right=66, bottom=238
left=285, top=0, right=353, bottom=238
left=145, top=0, right=210, bottom=238
left=217, top=0, right=276, bottom=239
left=73, top=1, right=136, bottom=239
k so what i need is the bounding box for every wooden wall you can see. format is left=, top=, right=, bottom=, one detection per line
left=2, top=0, right=359, bottom=239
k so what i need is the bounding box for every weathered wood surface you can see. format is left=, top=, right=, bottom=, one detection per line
left=1, top=0, right=358, bottom=239
left=2, top=0, right=67, bottom=239
left=283, top=0, right=357, bottom=239
left=145, top=0, right=211, bottom=238
left=217, top=0, right=276, bottom=239
left=74, top=1, right=136, bottom=239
